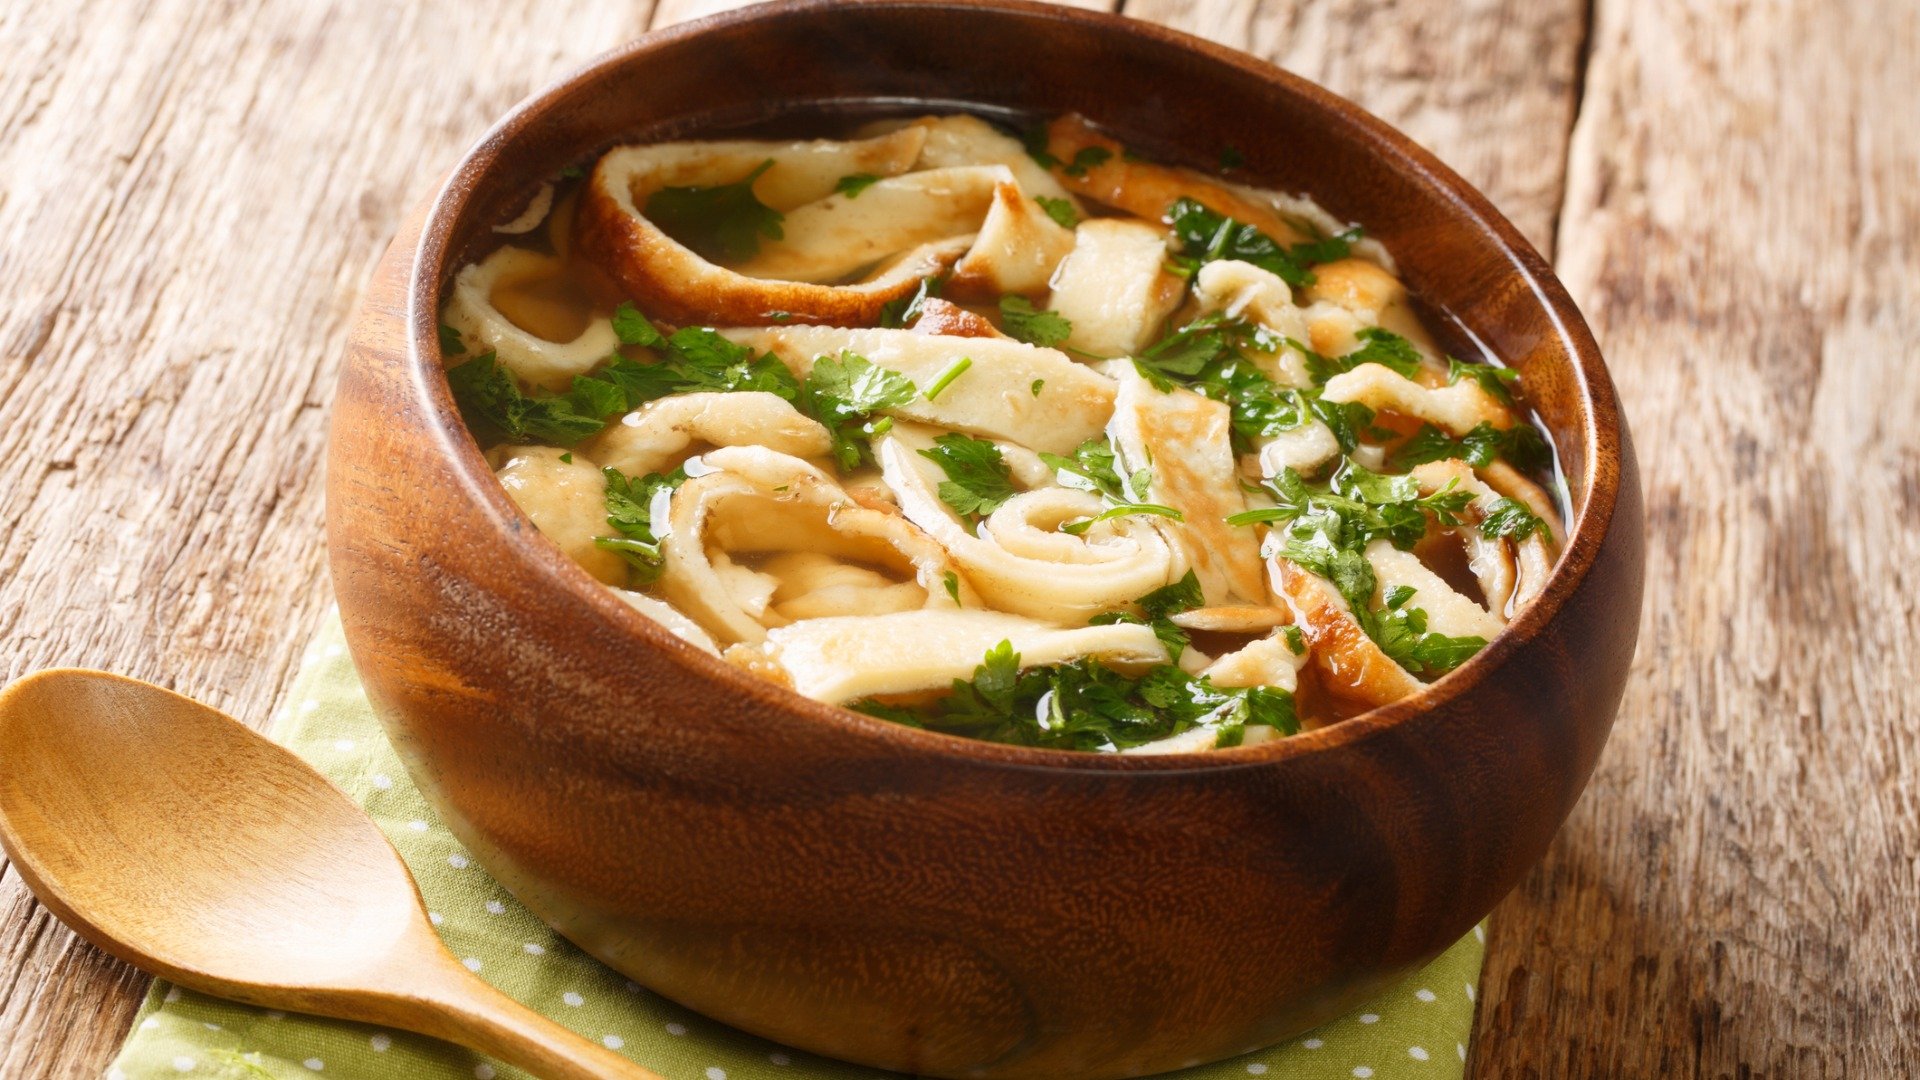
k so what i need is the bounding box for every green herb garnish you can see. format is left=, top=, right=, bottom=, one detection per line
left=1035, top=195, right=1079, bottom=228
left=1359, top=584, right=1486, bottom=678
left=610, top=301, right=661, bottom=346
left=595, top=465, right=685, bottom=586
left=1281, top=624, right=1308, bottom=655
left=1038, top=437, right=1184, bottom=534
left=446, top=352, right=619, bottom=446
left=1090, top=570, right=1205, bottom=660
left=1132, top=313, right=1387, bottom=454
left=878, top=276, right=943, bottom=329
left=1478, top=497, right=1550, bottom=542
left=1305, top=327, right=1424, bottom=383
left=799, top=351, right=918, bottom=471
left=644, top=159, right=785, bottom=261
left=834, top=173, right=881, bottom=198
left=918, top=432, right=1018, bottom=518
left=1390, top=421, right=1551, bottom=474
left=1232, top=463, right=1486, bottom=677
left=1061, top=146, right=1113, bottom=178
left=851, top=639, right=1297, bottom=752
left=998, top=295, right=1072, bottom=348
left=1019, top=125, right=1060, bottom=170
left=1448, top=357, right=1521, bottom=404
left=1164, top=197, right=1357, bottom=287
left=451, top=304, right=813, bottom=443
left=922, top=357, right=972, bottom=401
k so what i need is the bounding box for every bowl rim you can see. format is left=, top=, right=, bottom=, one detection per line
left=399, top=0, right=1625, bottom=774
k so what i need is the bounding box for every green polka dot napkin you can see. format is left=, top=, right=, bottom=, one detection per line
left=107, top=611, right=1486, bottom=1080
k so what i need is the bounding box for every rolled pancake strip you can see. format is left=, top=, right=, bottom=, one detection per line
left=442, top=247, right=619, bottom=392
left=577, top=136, right=969, bottom=327
left=877, top=426, right=1181, bottom=624
left=733, top=166, right=1008, bottom=284
left=1107, top=365, right=1267, bottom=604
left=660, top=446, right=964, bottom=645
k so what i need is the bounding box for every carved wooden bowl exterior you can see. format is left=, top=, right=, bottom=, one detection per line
left=326, top=2, right=1644, bottom=1076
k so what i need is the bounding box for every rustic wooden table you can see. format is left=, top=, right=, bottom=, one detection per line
left=2, top=0, right=1914, bottom=1075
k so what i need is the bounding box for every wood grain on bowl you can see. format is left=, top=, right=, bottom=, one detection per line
left=326, top=3, right=1642, bottom=1078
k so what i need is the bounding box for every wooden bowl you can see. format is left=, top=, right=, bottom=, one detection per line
left=327, top=2, right=1644, bottom=1076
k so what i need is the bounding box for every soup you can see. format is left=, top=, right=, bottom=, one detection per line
left=438, top=112, right=1564, bottom=754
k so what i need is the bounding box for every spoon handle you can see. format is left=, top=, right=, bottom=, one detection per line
left=383, top=955, right=669, bottom=1080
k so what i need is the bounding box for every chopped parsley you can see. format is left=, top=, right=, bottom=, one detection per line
left=1164, top=197, right=1358, bottom=287
left=799, top=351, right=918, bottom=471
left=922, top=356, right=972, bottom=401
left=1448, top=356, right=1520, bottom=404
left=918, top=432, right=1018, bottom=518
left=1030, top=378, right=1045, bottom=397
left=1390, top=420, right=1552, bottom=474
left=1061, top=146, right=1112, bottom=178
left=1281, top=624, right=1308, bottom=655
left=1133, top=312, right=1386, bottom=454
left=878, top=276, right=942, bottom=329
left=594, top=305, right=801, bottom=407
left=942, top=570, right=962, bottom=604
left=1090, top=570, right=1205, bottom=661
left=446, top=352, right=621, bottom=446
left=643, top=159, right=785, bottom=261
left=1230, top=461, right=1472, bottom=543
left=1038, top=437, right=1185, bottom=534
left=1478, top=497, right=1550, bottom=542
left=610, top=301, right=658, bottom=345
left=438, top=322, right=467, bottom=356
left=1034, top=195, right=1079, bottom=229
left=997, top=295, right=1073, bottom=348
left=1360, top=585, right=1486, bottom=678
left=834, top=173, right=881, bottom=198
left=1305, top=327, right=1424, bottom=383
left=1231, top=463, right=1486, bottom=678
left=595, top=465, right=685, bottom=586
left=1019, top=124, right=1060, bottom=170
left=852, top=638, right=1296, bottom=752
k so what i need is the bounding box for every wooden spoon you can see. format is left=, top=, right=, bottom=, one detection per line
left=0, top=669, right=663, bottom=1080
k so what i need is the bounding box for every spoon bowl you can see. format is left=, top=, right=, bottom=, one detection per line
left=0, top=669, right=661, bottom=1080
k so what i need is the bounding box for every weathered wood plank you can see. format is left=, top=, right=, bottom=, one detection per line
left=1123, top=0, right=1588, bottom=253
left=1476, top=0, right=1920, bottom=1073
left=0, top=1, right=656, bottom=1074
left=650, top=0, right=1113, bottom=28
